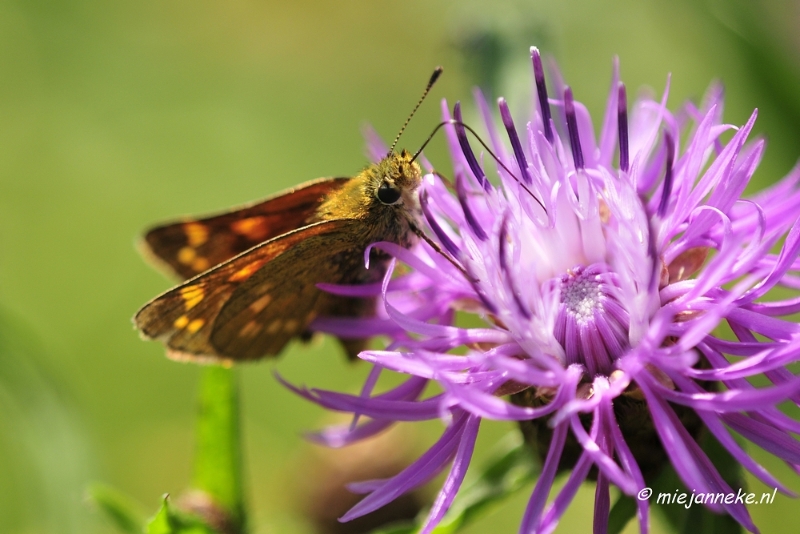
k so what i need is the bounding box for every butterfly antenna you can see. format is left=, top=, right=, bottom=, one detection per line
left=387, top=66, right=443, bottom=156
left=412, top=119, right=546, bottom=212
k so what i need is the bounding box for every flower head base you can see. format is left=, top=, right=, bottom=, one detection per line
left=295, top=47, right=800, bottom=533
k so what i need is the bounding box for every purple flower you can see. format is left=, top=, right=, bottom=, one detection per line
left=289, top=48, right=800, bottom=533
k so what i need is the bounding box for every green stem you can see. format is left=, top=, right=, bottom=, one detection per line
left=192, top=365, right=246, bottom=533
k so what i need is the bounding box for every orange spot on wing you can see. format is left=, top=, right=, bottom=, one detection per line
left=191, top=257, right=211, bottom=272
left=178, top=246, right=196, bottom=265
left=187, top=318, right=205, bottom=333
left=231, top=217, right=269, bottom=241
left=228, top=260, right=266, bottom=282
left=240, top=320, right=261, bottom=337
left=249, top=294, right=272, bottom=313
left=174, top=315, right=190, bottom=329
left=184, top=222, right=209, bottom=246
left=180, top=286, right=205, bottom=310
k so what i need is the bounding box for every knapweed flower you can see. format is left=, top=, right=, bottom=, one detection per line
left=286, top=47, right=800, bottom=533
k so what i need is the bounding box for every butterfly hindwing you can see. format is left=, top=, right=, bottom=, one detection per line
left=208, top=218, right=377, bottom=359
left=134, top=218, right=360, bottom=362
left=141, top=177, right=350, bottom=280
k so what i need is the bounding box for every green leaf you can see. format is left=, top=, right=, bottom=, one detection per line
left=371, top=432, right=537, bottom=534
left=146, top=495, right=218, bottom=534
left=88, top=483, right=147, bottom=534
left=146, top=496, right=175, bottom=534
left=191, top=365, right=246, bottom=532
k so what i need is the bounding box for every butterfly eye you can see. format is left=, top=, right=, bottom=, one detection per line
left=377, top=181, right=402, bottom=205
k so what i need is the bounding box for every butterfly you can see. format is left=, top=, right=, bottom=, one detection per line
left=134, top=69, right=444, bottom=363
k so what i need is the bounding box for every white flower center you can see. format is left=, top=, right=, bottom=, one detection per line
left=561, top=269, right=603, bottom=323
left=554, top=265, right=630, bottom=376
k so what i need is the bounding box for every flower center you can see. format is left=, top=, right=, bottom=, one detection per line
left=561, top=269, right=603, bottom=323
left=554, top=265, right=629, bottom=376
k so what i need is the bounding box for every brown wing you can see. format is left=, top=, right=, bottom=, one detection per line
left=134, top=218, right=365, bottom=363
left=140, top=177, right=351, bottom=280
left=209, top=221, right=385, bottom=360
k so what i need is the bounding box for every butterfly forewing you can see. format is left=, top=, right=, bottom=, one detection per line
left=135, top=218, right=361, bottom=362
left=208, top=222, right=371, bottom=359
left=142, top=177, right=350, bottom=280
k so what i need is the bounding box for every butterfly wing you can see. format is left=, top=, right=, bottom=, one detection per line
left=134, top=218, right=365, bottom=362
left=141, top=177, right=350, bottom=280
left=209, top=226, right=385, bottom=360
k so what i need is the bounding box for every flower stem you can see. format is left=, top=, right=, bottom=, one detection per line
left=191, top=365, right=247, bottom=533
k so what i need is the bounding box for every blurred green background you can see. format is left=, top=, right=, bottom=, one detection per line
left=3, top=0, right=800, bottom=533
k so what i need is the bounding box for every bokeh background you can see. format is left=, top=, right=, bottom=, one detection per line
left=3, top=0, right=800, bottom=532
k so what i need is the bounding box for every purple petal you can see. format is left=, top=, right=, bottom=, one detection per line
left=362, top=124, right=389, bottom=163
left=531, top=46, right=553, bottom=142
left=307, top=418, right=395, bottom=448
left=563, top=87, right=585, bottom=170
left=637, top=377, right=718, bottom=496
left=569, top=412, right=637, bottom=494
left=454, top=101, right=490, bottom=191
left=653, top=372, right=800, bottom=412
left=474, top=88, right=506, bottom=161
left=538, top=452, right=594, bottom=534
left=498, top=97, right=533, bottom=184
left=670, top=375, right=790, bottom=492
left=600, top=401, right=649, bottom=532
left=420, top=189, right=462, bottom=258
left=340, top=411, right=470, bottom=521
left=593, top=473, right=610, bottom=534
left=521, top=420, right=569, bottom=532
left=597, top=56, right=620, bottom=169
left=442, top=379, right=566, bottom=421
left=724, top=413, right=800, bottom=465
left=657, top=132, right=675, bottom=216
left=617, top=84, right=629, bottom=173
left=454, top=171, right=488, bottom=240
left=420, top=415, right=481, bottom=532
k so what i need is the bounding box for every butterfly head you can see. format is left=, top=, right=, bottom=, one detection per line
left=370, top=149, right=422, bottom=209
